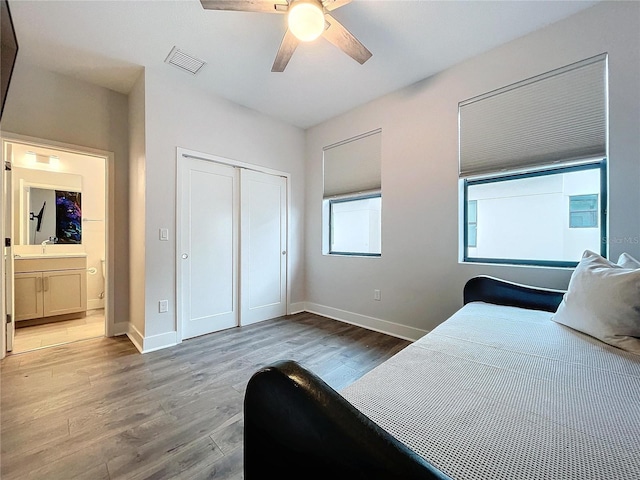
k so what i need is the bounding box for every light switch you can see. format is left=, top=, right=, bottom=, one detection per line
left=159, top=228, right=169, bottom=241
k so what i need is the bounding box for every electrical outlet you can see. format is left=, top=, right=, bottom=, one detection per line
left=159, top=300, right=169, bottom=313
left=374, top=289, right=381, bottom=301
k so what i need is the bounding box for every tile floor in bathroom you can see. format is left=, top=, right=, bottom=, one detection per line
left=11, top=308, right=105, bottom=354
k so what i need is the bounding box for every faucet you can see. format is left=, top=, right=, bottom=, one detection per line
left=41, top=238, right=56, bottom=254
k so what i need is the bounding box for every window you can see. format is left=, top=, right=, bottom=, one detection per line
left=323, top=129, right=382, bottom=256
left=569, top=194, right=598, bottom=228
left=467, top=200, right=477, bottom=248
left=330, top=194, right=381, bottom=256
left=458, top=54, right=607, bottom=267
left=463, top=161, right=606, bottom=267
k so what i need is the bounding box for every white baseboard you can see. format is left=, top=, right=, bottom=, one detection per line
left=304, top=302, right=428, bottom=342
left=120, top=302, right=423, bottom=354
left=87, top=298, right=105, bottom=310
left=141, top=331, right=178, bottom=353
left=126, top=324, right=144, bottom=353
left=112, top=321, right=130, bottom=337
left=288, top=302, right=306, bottom=315
left=125, top=324, right=177, bottom=353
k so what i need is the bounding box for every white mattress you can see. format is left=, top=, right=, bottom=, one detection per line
left=340, top=302, right=640, bottom=479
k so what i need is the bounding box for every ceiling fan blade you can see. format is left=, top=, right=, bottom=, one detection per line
left=200, top=0, right=288, bottom=14
left=272, top=29, right=300, bottom=72
left=322, top=0, right=351, bottom=12
left=322, top=13, right=372, bottom=65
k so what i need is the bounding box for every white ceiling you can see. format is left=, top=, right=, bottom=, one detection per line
left=9, top=0, right=599, bottom=129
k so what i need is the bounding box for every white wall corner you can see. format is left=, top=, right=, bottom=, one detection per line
left=125, top=323, right=144, bottom=353
left=112, top=320, right=130, bottom=337
left=125, top=324, right=177, bottom=354
left=304, top=303, right=428, bottom=342
left=288, top=302, right=307, bottom=315
left=87, top=299, right=105, bottom=310
left=140, top=331, right=178, bottom=353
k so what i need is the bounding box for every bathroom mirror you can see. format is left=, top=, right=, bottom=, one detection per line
left=23, top=186, right=82, bottom=245
left=14, top=167, right=83, bottom=246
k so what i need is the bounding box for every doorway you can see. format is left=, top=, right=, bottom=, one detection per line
left=177, top=150, right=288, bottom=340
left=1, top=135, right=110, bottom=355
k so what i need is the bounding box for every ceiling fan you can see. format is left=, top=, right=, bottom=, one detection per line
left=200, top=0, right=372, bottom=72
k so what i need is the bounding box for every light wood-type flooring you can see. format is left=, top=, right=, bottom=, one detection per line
left=12, top=309, right=105, bottom=354
left=0, top=312, right=410, bottom=480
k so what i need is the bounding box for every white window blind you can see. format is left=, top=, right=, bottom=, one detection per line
left=323, top=129, right=381, bottom=198
left=459, top=54, right=607, bottom=178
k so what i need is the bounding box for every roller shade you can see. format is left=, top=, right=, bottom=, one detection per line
left=323, top=130, right=381, bottom=198
left=459, top=54, right=607, bottom=178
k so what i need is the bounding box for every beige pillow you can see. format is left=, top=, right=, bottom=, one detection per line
left=551, top=250, right=640, bottom=355
left=618, top=252, right=640, bottom=269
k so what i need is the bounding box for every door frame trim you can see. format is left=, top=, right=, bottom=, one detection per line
left=1, top=132, right=115, bottom=350
left=175, top=147, right=291, bottom=343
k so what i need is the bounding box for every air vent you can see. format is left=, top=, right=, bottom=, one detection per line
left=165, top=47, right=206, bottom=75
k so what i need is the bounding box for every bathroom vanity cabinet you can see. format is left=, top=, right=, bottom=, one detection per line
left=14, top=256, right=87, bottom=322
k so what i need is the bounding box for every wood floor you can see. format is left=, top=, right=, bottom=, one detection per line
left=0, top=312, right=410, bottom=480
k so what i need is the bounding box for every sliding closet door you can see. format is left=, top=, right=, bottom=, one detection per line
left=179, top=158, right=238, bottom=339
left=240, top=169, right=287, bottom=325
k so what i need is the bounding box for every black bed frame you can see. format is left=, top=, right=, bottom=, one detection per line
left=244, top=276, right=565, bottom=479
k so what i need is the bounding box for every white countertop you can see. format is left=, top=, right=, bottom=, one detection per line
left=14, top=253, right=88, bottom=259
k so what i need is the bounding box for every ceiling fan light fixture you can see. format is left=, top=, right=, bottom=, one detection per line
left=288, top=1, right=325, bottom=42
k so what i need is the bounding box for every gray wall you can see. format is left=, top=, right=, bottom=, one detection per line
left=2, top=61, right=131, bottom=332
left=4, top=2, right=637, bottom=349
left=128, top=71, right=147, bottom=337
left=139, top=66, right=306, bottom=344
left=304, top=1, right=640, bottom=338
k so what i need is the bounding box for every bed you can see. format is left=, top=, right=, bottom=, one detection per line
left=243, top=273, right=640, bottom=479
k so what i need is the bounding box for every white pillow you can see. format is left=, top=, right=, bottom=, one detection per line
left=551, top=250, right=640, bottom=355
left=618, top=252, right=640, bottom=269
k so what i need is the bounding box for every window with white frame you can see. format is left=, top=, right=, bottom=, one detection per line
left=459, top=54, right=607, bottom=267
left=323, top=130, right=382, bottom=256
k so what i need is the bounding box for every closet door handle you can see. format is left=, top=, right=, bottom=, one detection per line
left=36, top=277, right=42, bottom=292
left=43, top=277, right=49, bottom=292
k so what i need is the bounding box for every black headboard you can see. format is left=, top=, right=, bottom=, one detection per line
left=463, top=275, right=565, bottom=313
left=1, top=0, right=19, bottom=121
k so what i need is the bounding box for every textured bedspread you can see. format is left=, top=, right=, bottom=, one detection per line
left=340, top=302, right=640, bottom=479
